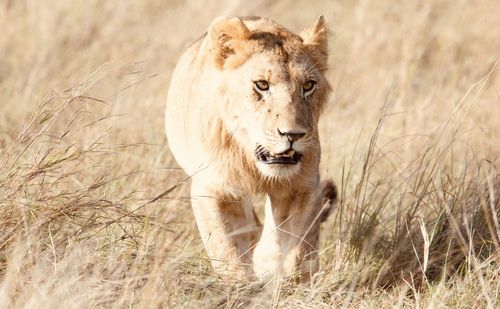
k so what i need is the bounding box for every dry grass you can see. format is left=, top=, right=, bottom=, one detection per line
left=0, top=0, right=499, bottom=307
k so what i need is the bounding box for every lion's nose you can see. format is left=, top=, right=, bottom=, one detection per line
left=277, top=128, right=306, bottom=142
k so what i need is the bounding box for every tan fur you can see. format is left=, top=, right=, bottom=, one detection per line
left=165, top=16, right=333, bottom=281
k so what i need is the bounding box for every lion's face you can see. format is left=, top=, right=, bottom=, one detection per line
left=219, top=54, right=325, bottom=178
left=211, top=19, right=330, bottom=179
left=202, top=16, right=330, bottom=180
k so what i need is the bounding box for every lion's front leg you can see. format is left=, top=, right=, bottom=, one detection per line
left=190, top=177, right=259, bottom=279
left=253, top=181, right=336, bottom=281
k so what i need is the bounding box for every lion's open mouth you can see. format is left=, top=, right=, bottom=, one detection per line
left=255, top=145, right=302, bottom=165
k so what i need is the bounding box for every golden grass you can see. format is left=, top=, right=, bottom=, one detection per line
left=0, top=0, right=499, bottom=307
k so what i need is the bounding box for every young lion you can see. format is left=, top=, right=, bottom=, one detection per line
left=165, top=15, right=336, bottom=281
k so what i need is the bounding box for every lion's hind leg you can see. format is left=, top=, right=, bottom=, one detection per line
left=319, top=179, right=338, bottom=223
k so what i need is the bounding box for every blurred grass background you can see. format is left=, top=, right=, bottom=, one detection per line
left=0, top=0, right=499, bottom=307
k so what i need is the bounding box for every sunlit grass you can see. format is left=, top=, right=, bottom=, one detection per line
left=0, top=0, right=498, bottom=307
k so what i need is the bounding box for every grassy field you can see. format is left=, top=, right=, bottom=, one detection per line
left=0, top=0, right=499, bottom=307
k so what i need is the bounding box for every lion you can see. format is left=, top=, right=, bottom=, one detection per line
left=165, top=15, right=336, bottom=281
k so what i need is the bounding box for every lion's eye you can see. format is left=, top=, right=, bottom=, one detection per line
left=254, top=80, right=269, bottom=91
left=302, top=80, right=316, bottom=93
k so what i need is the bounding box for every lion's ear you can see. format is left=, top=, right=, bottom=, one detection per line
left=208, top=16, right=250, bottom=68
left=300, top=16, right=329, bottom=70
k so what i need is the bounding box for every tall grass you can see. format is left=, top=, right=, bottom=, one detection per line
left=0, top=0, right=499, bottom=307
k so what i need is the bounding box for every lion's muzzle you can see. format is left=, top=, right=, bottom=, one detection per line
left=255, top=145, right=303, bottom=165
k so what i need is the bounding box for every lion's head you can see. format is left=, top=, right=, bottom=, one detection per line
left=207, top=16, right=331, bottom=179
